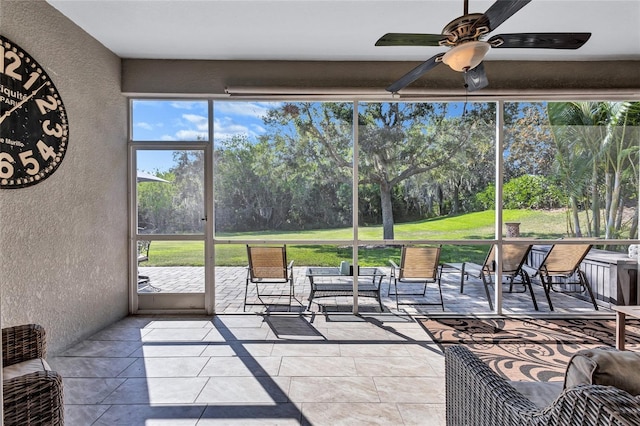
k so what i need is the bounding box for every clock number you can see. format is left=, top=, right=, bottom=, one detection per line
left=42, top=120, right=63, bottom=138
left=18, top=151, right=40, bottom=176
left=23, top=72, right=41, bottom=91
left=0, top=153, right=15, bottom=179
left=35, top=95, right=58, bottom=115
left=37, top=140, right=57, bottom=161
left=1, top=47, right=22, bottom=81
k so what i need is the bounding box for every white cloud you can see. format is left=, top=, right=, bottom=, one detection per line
left=182, top=113, right=208, bottom=131
left=170, top=101, right=207, bottom=111
left=176, top=129, right=208, bottom=141
left=212, top=117, right=256, bottom=141
left=136, top=121, right=153, bottom=131
left=214, top=102, right=281, bottom=119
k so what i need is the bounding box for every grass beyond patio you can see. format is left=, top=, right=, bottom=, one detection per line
left=145, top=209, right=608, bottom=267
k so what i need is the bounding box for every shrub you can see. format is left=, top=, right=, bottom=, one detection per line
left=476, top=175, right=565, bottom=210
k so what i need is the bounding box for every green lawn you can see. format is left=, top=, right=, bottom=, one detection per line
left=144, top=209, right=587, bottom=267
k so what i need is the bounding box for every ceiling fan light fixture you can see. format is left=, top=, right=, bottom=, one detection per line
left=442, top=41, right=490, bottom=72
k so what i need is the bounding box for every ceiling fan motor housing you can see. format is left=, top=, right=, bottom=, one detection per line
left=439, top=13, right=490, bottom=47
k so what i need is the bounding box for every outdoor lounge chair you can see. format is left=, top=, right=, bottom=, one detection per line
left=522, top=242, right=598, bottom=311
left=245, top=245, right=295, bottom=311
left=447, top=243, right=538, bottom=311
left=388, top=246, right=443, bottom=310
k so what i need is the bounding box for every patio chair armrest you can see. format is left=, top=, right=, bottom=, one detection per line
left=388, top=260, right=399, bottom=277
left=287, top=260, right=294, bottom=269
left=2, top=324, right=46, bottom=366
left=3, top=370, right=64, bottom=425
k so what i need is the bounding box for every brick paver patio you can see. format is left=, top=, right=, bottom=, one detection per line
left=138, top=266, right=610, bottom=315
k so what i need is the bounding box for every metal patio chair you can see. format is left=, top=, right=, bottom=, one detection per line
left=523, top=242, right=597, bottom=311
left=388, top=246, right=444, bottom=310
left=447, top=243, right=538, bottom=311
left=245, top=245, right=295, bottom=311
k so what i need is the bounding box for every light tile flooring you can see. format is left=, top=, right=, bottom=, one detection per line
left=50, top=314, right=448, bottom=426
left=67, top=267, right=608, bottom=424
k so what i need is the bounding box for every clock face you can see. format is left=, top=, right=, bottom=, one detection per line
left=0, top=35, right=69, bottom=189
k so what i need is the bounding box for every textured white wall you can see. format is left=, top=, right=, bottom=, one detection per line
left=0, top=0, right=128, bottom=354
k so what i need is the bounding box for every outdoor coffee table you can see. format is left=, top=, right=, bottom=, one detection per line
left=612, top=305, right=640, bottom=350
left=306, top=266, right=385, bottom=311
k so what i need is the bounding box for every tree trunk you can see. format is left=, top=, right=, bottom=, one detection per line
left=571, top=196, right=582, bottom=237
left=615, top=197, right=624, bottom=231
left=630, top=207, right=638, bottom=239
left=380, top=182, right=395, bottom=240
left=604, top=172, right=613, bottom=231
left=606, top=171, right=622, bottom=239
left=452, top=184, right=460, bottom=214
left=591, top=166, right=600, bottom=237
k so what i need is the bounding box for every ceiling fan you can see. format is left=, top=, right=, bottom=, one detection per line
left=376, top=0, right=591, bottom=93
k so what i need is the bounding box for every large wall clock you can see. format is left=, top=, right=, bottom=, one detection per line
left=0, top=35, right=69, bottom=189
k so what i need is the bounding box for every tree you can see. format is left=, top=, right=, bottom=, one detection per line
left=548, top=101, right=640, bottom=239
left=503, top=102, right=556, bottom=180
left=263, top=102, right=494, bottom=239
left=601, top=101, right=640, bottom=239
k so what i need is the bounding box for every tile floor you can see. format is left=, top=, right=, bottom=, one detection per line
left=64, top=265, right=608, bottom=424
left=50, top=313, right=448, bottom=426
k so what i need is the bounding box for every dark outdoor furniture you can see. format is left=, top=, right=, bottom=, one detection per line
left=306, top=266, right=385, bottom=311
left=446, top=242, right=538, bottom=311
left=445, top=345, right=640, bottom=426
left=388, top=246, right=444, bottom=310
left=245, top=245, right=295, bottom=311
left=137, top=240, right=151, bottom=284
left=3, top=324, right=64, bottom=426
left=522, top=241, right=598, bottom=310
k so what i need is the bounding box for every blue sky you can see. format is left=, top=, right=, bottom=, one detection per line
left=132, top=100, right=478, bottom=173
left=133, top=100, right=279, bottom=172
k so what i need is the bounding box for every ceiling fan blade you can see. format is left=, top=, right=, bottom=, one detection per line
left=464, top=62, right=489, bottom=92
left=375, top=33, right=446, bottom=47
left=386, top=53, right=445, bottom=93
left=474, top=0, right=532, bottom=32
left=488, top=33, right=592, bottom=49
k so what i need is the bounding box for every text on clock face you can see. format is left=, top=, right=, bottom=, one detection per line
left=0, top=36, right=69, bottom=188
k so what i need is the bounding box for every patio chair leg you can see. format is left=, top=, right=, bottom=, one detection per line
left=522, top=272, right=538, bottom=311
left=288, top=278, right=295, bottom=312
left=579, top=270, right=599, bottom=310
left=394, top=280, right=400, bottom=310
left=244, top=279, right=249, bottom=312
left=541, top=275, right=554, bottom=311
left=459, top=263, right=466, bottom=293
left=437, top=279, right=444, bottom=311
left=480, top=273, right=494, bottom=311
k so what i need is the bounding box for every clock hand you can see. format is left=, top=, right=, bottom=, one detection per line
left=0, top=82, right=48, bottom=125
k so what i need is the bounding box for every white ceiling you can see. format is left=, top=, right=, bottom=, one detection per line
left=47, top=0, right=640, bottom=62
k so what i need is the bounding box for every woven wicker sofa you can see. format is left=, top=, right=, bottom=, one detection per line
left=3, top=324, right=64, bottom=426
left=445, top=345, right=640, bottom=426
